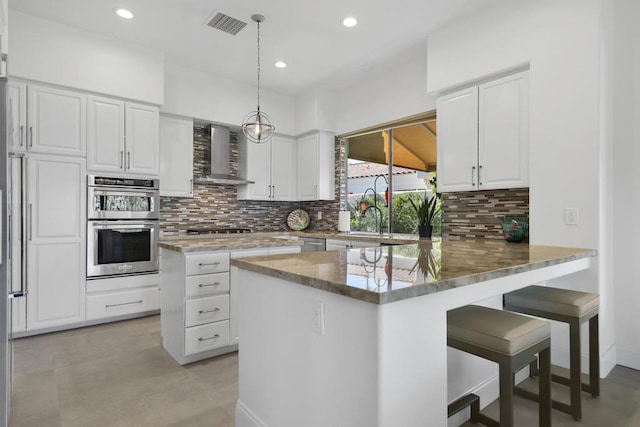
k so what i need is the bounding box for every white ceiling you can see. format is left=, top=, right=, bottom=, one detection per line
left=9, top=0, right=499, bottom=96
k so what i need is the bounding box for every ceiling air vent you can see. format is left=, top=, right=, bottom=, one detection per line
left=206, top=12, right=247, bottom=36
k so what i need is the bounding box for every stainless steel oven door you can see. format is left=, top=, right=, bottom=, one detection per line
left=87, top=186, right=159, bottom=220
left=87, top=220, right=159, bottom=277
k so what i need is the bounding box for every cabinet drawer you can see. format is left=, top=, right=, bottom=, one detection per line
left=86, top=287, right=159, bottom=320
left=185, top=272, right=229, bottom=298
left=185, top=294, right=229, bottom=327
left=185, top=252, right=230, bottom=275
left=184, top=320, right=230, bottom=355
left=86, top=273, right=159, bottom=294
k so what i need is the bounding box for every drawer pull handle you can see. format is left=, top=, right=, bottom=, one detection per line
left=199, top=282, right=221, bottom=288
left=105, top=300, right=143, bottom=308
left=198, top=334, right=220, bottom=342
left=198, top=261, right=221, bottom=267
left=199, top=308, right=221, bottom=315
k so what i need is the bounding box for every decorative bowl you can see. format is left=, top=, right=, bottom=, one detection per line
left=497, top=216, right=529, bottom=243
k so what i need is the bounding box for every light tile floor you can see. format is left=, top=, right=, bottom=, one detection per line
left=9, top=315, right=236, bottom=427
left=9, top=315, right=640, bottom=426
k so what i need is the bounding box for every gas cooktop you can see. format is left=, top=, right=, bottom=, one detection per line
left=185, top=227, right=252, bottom=235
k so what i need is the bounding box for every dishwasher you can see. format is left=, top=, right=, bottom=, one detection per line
left=299, top=236, right=326, bottom=252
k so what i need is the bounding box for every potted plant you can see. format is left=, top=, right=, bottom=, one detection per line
left=410, top=194, right=439, bottom=238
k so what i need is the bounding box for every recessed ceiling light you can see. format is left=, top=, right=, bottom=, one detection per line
left=342, top=17, right=357, bottom=28
left=275, top=61, right=287, bottom=69
left=114, top=8, right=134, bottom=19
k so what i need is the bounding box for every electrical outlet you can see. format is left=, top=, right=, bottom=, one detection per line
left=317, top=211, right=323, bottom=220
left=564, top=208, right=578, bottom=225
left=312, top=300, right=325, bottom=335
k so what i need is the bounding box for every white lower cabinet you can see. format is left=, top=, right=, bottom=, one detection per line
left=161, top=248, right=234, bottom=365
left=184, top=321, right=230, bottom=355
left=160, top=244, right=300, bottom=365
left=326, top=238, right=379, bottom=251
left=85, top=273, right=160, bottom=321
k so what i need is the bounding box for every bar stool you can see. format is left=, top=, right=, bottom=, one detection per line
left=504, top=285, right=599, bottom=421
left=448, top=305, right=552, bottom=427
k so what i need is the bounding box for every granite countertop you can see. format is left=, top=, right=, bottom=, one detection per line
left=230, top=238, right=597, bottom=304
left=158, top=230, right=422, bottom=253
left=158, top=235, right=302, bottom=253
left=293, top=231, right=422, bottom=245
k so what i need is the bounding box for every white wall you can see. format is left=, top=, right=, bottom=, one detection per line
left=427, top=0, right=619, bottom=372
left=294, top=88, right=337, bottom=135
left=612, top=0, right=640, bottom=370
left=163, top=62, right=295, bottom=135
left=10, top=11, right=164, bottom=105
left=334, top=44, right=436, bottom=135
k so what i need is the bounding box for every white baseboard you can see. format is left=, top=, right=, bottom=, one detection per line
left=236, top=399, right=267, bottom=427
left=616, top=346, right=640, bottom=370
left=552, top=343, right=617, bottom=378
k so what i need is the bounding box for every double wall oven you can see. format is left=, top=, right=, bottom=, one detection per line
left=87, top=175, right=160, bottom=278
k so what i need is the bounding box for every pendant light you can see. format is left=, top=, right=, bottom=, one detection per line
left=242, top=14, right=275, bottom=144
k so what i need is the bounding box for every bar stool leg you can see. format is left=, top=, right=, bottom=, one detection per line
left=499, top=359, right=515, bottom=427
left=569, top=318, right=582, bottom=420
left=539, top=347, right=552, bottom=427
left=589, top=314, right=600, bottom=397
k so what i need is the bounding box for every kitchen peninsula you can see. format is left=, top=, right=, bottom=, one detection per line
left=231, top=239, right=596, bottom=427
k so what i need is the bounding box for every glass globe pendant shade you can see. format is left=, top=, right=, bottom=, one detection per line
left=242, top=14, right=275, bottom=144
left=242, top=109, right=274, bottom=144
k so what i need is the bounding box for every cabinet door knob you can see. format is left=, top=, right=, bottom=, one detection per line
left=478, top=165, right=483, bottom=186
left=471, top=166, right=476, bottom=186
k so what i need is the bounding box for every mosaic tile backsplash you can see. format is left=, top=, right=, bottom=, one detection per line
left=441, top=188, right=530, bottom=239
left=160, top=124, right=342, bottom=233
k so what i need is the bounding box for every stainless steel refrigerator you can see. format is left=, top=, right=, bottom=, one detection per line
left=1, top=67, right=10, bottom=426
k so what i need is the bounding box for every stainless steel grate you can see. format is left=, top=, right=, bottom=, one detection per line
left=206, top=12, right=247, bottom=36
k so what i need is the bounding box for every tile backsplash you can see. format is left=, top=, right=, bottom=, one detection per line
left=159, top=124, right=342, bottom=233
left=441, top=188, right=530, bottom=239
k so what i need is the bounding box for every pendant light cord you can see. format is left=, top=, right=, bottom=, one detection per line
left=256, top=19, right=261, bottom=112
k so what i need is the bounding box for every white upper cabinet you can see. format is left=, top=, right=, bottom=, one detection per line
left=126, top=103, right=160, bottom=176
left=29, top=85, right=87, bottom=156
left=0, top=0, right=7, bottom=76
left=159, top=115, right=194, bottom=197
left=8, top=82, right=87, bottom=156
left=297, top=131, right=335, bottom=201
left=87, top=96, right=159, bottom=176
left=8, top=81, right=27, bottom=152
left=270, top=136, right=296, bottom=200
left=478, top=72, right=529, bottom=190
left=436, top=87, right=479, bottom=192
left=436, top=71, right=529, bottom=193
left=238, top=135, right=296, bottom=201
left=87, top=96, right=125, bottom=172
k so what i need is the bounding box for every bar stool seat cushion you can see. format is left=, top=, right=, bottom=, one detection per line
left=505, top=285, right=599, bottom=317
left=448, top=305, right=550, bottom=356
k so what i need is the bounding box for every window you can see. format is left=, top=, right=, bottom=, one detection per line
left=342, top=111, right=440, bottom=235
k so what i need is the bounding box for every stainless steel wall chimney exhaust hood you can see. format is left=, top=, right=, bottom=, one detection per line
left=195, top=125, right=254, bottom=185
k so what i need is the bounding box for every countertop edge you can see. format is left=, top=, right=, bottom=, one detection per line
left=230, top=248, right=597, bottom=305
